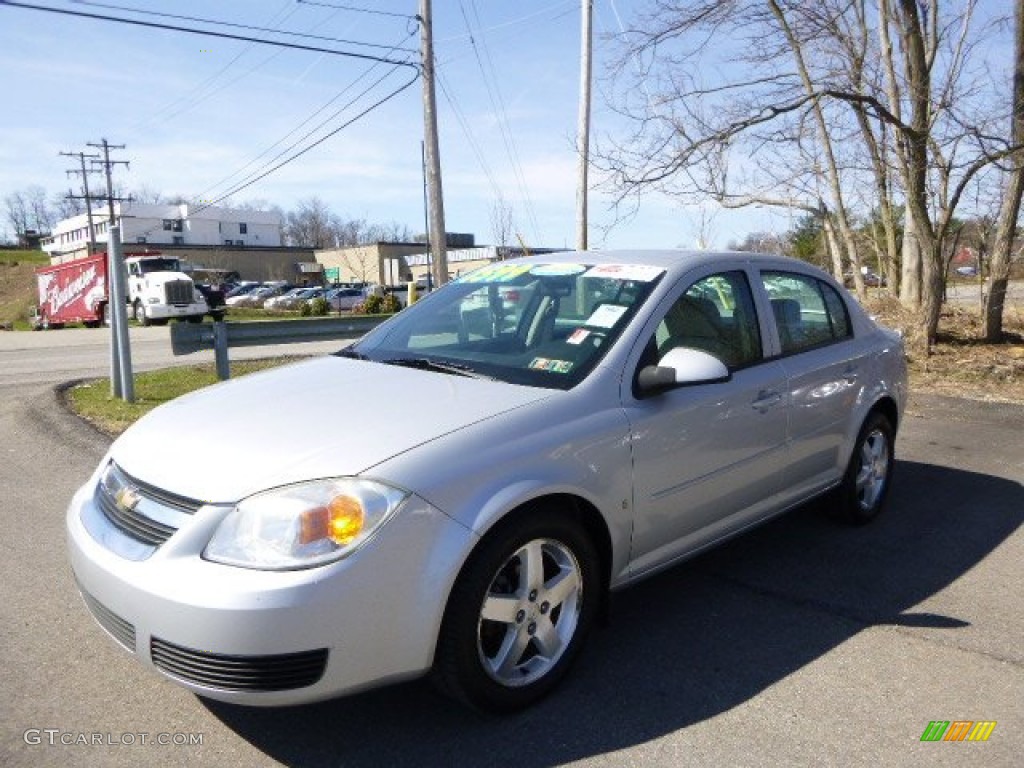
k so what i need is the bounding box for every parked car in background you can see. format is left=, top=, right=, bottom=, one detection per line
left=266, top=287, right=325, bottom=311
left=326, top=287, right=365, bottom=311
left=224, top=284, right=266, bottom=307
left=843, top=269, right=886, bottom=288
left=67, top=250, right=907, bottom=714
left=235, top=284, right=294, bottom=308
left=224, top=281, right=259, bottom=299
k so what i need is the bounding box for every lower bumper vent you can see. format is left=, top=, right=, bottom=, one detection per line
left=150, top=638, right=328, bottom=692
left=79, top=587, right=136, bottom=653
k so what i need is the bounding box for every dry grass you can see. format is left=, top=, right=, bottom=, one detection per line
left=865, top=297, right=1024, bottom=404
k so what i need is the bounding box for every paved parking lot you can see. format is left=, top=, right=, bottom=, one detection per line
left=0, top=332, right=1020, bottom=767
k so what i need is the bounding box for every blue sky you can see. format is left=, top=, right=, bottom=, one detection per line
left=0, top=1, right=799, bottom=249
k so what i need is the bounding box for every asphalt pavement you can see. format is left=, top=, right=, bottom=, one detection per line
left=0, top=328, right=1020, bottom=767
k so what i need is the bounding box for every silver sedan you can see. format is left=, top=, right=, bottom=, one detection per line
left=66, top=250, right=907, bottom=712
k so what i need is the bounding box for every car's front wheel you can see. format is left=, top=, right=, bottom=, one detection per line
left=433, top=510, right=600, bottom=712
left=836, top=412, right=895, bottom=524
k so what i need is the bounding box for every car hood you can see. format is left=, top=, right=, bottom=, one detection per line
left=110, top=356, right=552, bottom=504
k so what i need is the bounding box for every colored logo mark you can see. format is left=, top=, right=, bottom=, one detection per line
left=920, top=721, right=996, bottom=742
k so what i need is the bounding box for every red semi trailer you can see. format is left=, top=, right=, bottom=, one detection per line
left=33, top=252, right=208, bottom=329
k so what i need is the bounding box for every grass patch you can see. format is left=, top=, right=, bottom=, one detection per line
left=0, top=249, right=48, bottom=265
left=68, top=357, right=300, bottom=436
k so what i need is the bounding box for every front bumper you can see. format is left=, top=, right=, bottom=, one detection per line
left=66, top=479, right=475, bottom=706
left=145, top=302, right=207, bottom=320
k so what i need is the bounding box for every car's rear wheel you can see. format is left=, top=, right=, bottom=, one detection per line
left=835, top=412, right=895, bottom=524
left=433, top=510, right=599, bottom=713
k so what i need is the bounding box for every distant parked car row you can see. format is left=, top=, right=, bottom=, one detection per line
left=219, top=281, right=378, bottom=312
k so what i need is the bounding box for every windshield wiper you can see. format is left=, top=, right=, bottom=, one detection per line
left=336, top=347, right=368, bottom=360
left=381, top=357, right=492, bottom=379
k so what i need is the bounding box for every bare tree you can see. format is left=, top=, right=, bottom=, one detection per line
left=51, top=189, right=85, bottom=221
left=489, top=194, right=515, bottom=250
left=284, top=197, right=336, bottom=248
left=598, top=0, right=1016, bottom=350
left=4, top=191, right=30, bottom=237
left=983, top=0, right=1024, bottom=341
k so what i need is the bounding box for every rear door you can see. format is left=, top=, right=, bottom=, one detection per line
left=758, top=270, right=867, bottom=501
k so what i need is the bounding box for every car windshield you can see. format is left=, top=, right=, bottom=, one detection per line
left=344, top=261, right=664, bottom=390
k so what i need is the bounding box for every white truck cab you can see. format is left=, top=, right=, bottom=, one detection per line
left=125, top=255, right=208, bottom=325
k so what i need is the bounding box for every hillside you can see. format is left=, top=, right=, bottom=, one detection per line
left=0, top=250, right=47, bottom=329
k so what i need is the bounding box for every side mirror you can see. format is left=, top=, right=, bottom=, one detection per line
left=636, top=347, right=730, bottom=396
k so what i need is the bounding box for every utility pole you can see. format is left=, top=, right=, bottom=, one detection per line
left=60, top=150, right=101, bottom=254
left=88, top=138, right=130, bottom=226
left=419, top=0, right=448, bottom=286
left=575, top=0, right=593, bottom=252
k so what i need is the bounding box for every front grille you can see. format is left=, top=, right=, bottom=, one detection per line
left=79, top=586, right=136, bottom=652
left=165, top=279, right=194, bottom=305
left=150, top=638, right=328, bottom=692
left=96, top=487, right=176, bottom=545
left=94, top=463, right=202, bottom=547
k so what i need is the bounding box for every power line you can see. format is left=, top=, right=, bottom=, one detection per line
left=134, top=0, right=299, bottom=130
left=68, top=0, right=417, bottom=53
left=296, top=0, right=417, bottom=21
left=191, top=67, right=420, bottom=215
left=197, top=62, right=417, bottom=207
left=196, top=31, right=419, bottom=204
left=456, top=0, right=541, bottom=241
left=0, top=1, right=419, bottom=69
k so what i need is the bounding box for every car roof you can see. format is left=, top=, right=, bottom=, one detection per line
left=495, top=249, right=832, bottom=281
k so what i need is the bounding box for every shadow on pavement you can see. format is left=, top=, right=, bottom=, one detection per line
left=203, top=459, right=1022, bottom=767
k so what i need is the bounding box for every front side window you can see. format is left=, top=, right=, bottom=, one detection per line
left=762, top=271, right=853, bottom=355
left=649, top=271, right=762, bottom=369
left=348, top=262, right=665, bottom=390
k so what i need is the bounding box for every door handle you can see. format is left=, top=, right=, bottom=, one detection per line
left=751, top=390, right=782, bottom=412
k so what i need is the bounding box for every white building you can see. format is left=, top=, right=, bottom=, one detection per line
left=42, top=202, right=282, bottom=262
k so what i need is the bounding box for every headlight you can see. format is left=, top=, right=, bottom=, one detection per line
left=204, top=479, right=408, bottom=570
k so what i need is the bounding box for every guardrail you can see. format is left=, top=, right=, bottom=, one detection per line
left=170, top=316, right=389, bottom=379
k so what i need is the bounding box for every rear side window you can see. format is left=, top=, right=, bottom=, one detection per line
left=761, top=272, right=853, bottom=355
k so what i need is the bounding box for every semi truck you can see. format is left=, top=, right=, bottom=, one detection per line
left=33, top=252, right=209, bottom=329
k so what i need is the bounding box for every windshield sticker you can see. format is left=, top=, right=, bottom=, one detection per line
left=529, top=264, right=587, bottom=277
left=529, top=357, right=574, bottom=373
left=458, top=263, right=533, bottom=284
left=566, top=328, right=590, bottom=345
left=585, top=303, right=629, bottom=328
left=583, top=264, right=664, bottom=282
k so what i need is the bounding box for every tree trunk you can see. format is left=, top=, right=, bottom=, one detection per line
left=982, top=0, right=1024, bottom=341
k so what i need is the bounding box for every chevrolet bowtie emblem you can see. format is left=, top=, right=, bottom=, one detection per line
left=114, top=486, right=142, bottom=512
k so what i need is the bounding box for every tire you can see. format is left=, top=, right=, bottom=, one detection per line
left=834, top=412, right=895, bottom=525
left=432, top=510, right=600, bottom=713
left=132, top=301, right=151, bottom=327
left=186, top=315, right=204, bottom=324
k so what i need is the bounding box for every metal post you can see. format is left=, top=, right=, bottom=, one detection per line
left=108, top=243, right=122, bottom=399
left=108, top=226, right=134, bottom=401
left=575, top=0, right=593, bottom=252
left=420, top=0, right=448, bottom=286
left=213, top=321, right=230, bottom=380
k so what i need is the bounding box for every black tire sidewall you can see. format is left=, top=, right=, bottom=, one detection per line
left=434, top=512, right=600, bottom=713
left=841, top=412, right=895, bottom=524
